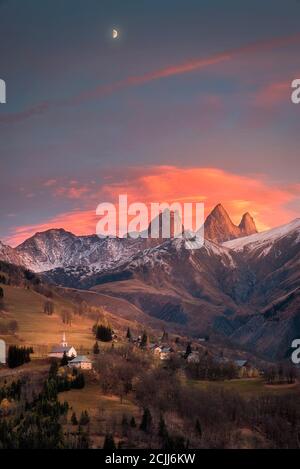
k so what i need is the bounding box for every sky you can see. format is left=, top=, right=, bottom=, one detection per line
left=1, top=0, right=300, bottom=246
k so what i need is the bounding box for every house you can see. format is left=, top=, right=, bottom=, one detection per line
left=187, top=351, right=200, bottom=363
left=152, top=345, right=173, bottom=360
left=48, top=333, right=77, bottom=359
left=215, top=356, right=228, bottom=364
left=149, top=343, right=158, bottom=352
left=234, top=359, right=259, bottom=378
left=153, top=345, right=162, bottom=356
left=112, top=332, right=118, bottom=342
left=234, top=359, right=248, bottom=368
left=160, top=346, right=173, bottom=360
left=129, top=335, right=141, bottom=345
left=198, top=337, right=208, bottom=343
left=68, top=355, right=92, bottom=370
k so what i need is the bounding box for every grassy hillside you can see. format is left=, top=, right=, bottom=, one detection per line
left=0, top=260, right=163, bottom=353
left=0, top=280, right=163, bottom=355
left=58, top=380, right=140, bottom=448
left=0, top=284, right=95, bottom=354
left=188, top=377, right=300, bottom=397
left=64, top=285, right=167, bottom=332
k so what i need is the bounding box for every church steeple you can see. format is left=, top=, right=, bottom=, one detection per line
left=61, top=332, right=68, bottom=347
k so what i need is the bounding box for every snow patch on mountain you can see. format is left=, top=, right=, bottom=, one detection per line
left=223, top=218, right=300, bottom=253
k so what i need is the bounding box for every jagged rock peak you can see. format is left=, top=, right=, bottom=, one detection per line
left=239, top=212, right=257, bottom=235
left=204, top=204, right=257, bottom=243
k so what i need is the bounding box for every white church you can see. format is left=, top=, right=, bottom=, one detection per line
left=49, top=333, right=77, bottom=359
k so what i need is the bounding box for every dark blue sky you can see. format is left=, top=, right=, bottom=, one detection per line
left=1, top=0, right=300, bottom=244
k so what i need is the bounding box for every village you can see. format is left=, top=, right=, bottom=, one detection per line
left=0, top=322, right=264, bottom=381
left=0, top=322, right=299, bottom=450
left=16, top=324, right=260, bottom=381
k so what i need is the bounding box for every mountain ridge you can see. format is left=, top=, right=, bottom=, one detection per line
left=0, top=203, right=257, bottom=273
left=1, top=206, right=300, bottom=359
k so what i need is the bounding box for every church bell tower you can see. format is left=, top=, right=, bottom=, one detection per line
left=61, top=332, right=68, bottom=347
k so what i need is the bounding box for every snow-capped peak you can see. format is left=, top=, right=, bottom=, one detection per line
left=223, top=218, right=300, bottom=252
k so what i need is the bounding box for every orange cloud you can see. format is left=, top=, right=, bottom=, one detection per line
left=7, top=210, right=97, bottom=247
left=6, top=166, right=299, bottom=246
left=101, top=166, right=298, bottom=232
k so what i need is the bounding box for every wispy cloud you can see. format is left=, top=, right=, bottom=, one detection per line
left=1, top=33, right=300, bottom=124
left=254, top=80, right=291, bottom=108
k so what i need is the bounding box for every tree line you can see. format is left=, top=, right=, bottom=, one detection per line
left=95, top=344, right=300, bottom=449
left=7, top=345, right=33, bottom=368
left=0, top=361, right=90, bottom=448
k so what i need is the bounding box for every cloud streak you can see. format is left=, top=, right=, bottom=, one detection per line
left=1, top=32, right=300, bottom=124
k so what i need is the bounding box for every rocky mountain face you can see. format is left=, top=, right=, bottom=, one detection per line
left=89, top=237, right=241, bottom=329
left=1, top=206, right=299, bottom=360
left=238, top=212, right=257, bottom=237
left=222, top=219, right=300, bottom=358
left=1, top=204, right=255, bottom=273
left=0, top=240, right=24, bottom=266
left=11, top=229, right=152, bottom=273
left=204, top=204, right=257, bottom=242
left=90, top=218, right=300, bottom=359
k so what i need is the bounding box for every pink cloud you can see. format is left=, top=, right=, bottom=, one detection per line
left=254, top=80, right=291, bottom=108
left=43, top=179, right=57, bottom=187
left=6, top=166, right=300, bottom=246
left=54, top=184, right=90, bottom=200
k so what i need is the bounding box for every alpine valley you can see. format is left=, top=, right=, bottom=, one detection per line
left=1, top=204, right=300, bottom=360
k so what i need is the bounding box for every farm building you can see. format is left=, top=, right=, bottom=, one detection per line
left=68, top=355, right=92, bottom=370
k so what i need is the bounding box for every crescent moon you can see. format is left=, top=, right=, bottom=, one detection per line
left=112, top=29, right=119, bottom=39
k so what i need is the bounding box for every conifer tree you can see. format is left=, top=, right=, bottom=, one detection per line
left=140, top=331, right=148, bottom=349
left=195, top=419, right=202, bottom=438
left=93, top=341, right=100, bottom=354
left=121, top=415, right=129, bottom=436
left=185, top=343, right=192, bottom=358
left=103, top=434, right=116, bottom=450
left=71, top=412, right=78, bottom=425
left=73, top=372, right=85, bottom=389
left=130, top=416, right=136, bottom=428
left=158, top=414, right=168, bottom=439
left=96, top=324, right=112, bottom=342
left=122, top=415, right=128, bottom=427
left=60, top=351, right=69, bottom=366
left=79, top=410, right=90, bottom=426
left=7, top=345, right=32, bottom=368
left=140, top=408, right=152, bottom=433
left=49, top=360, right=58, bottom=379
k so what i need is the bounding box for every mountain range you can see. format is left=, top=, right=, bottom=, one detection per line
left=1, top=204, right=299, bottom=360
